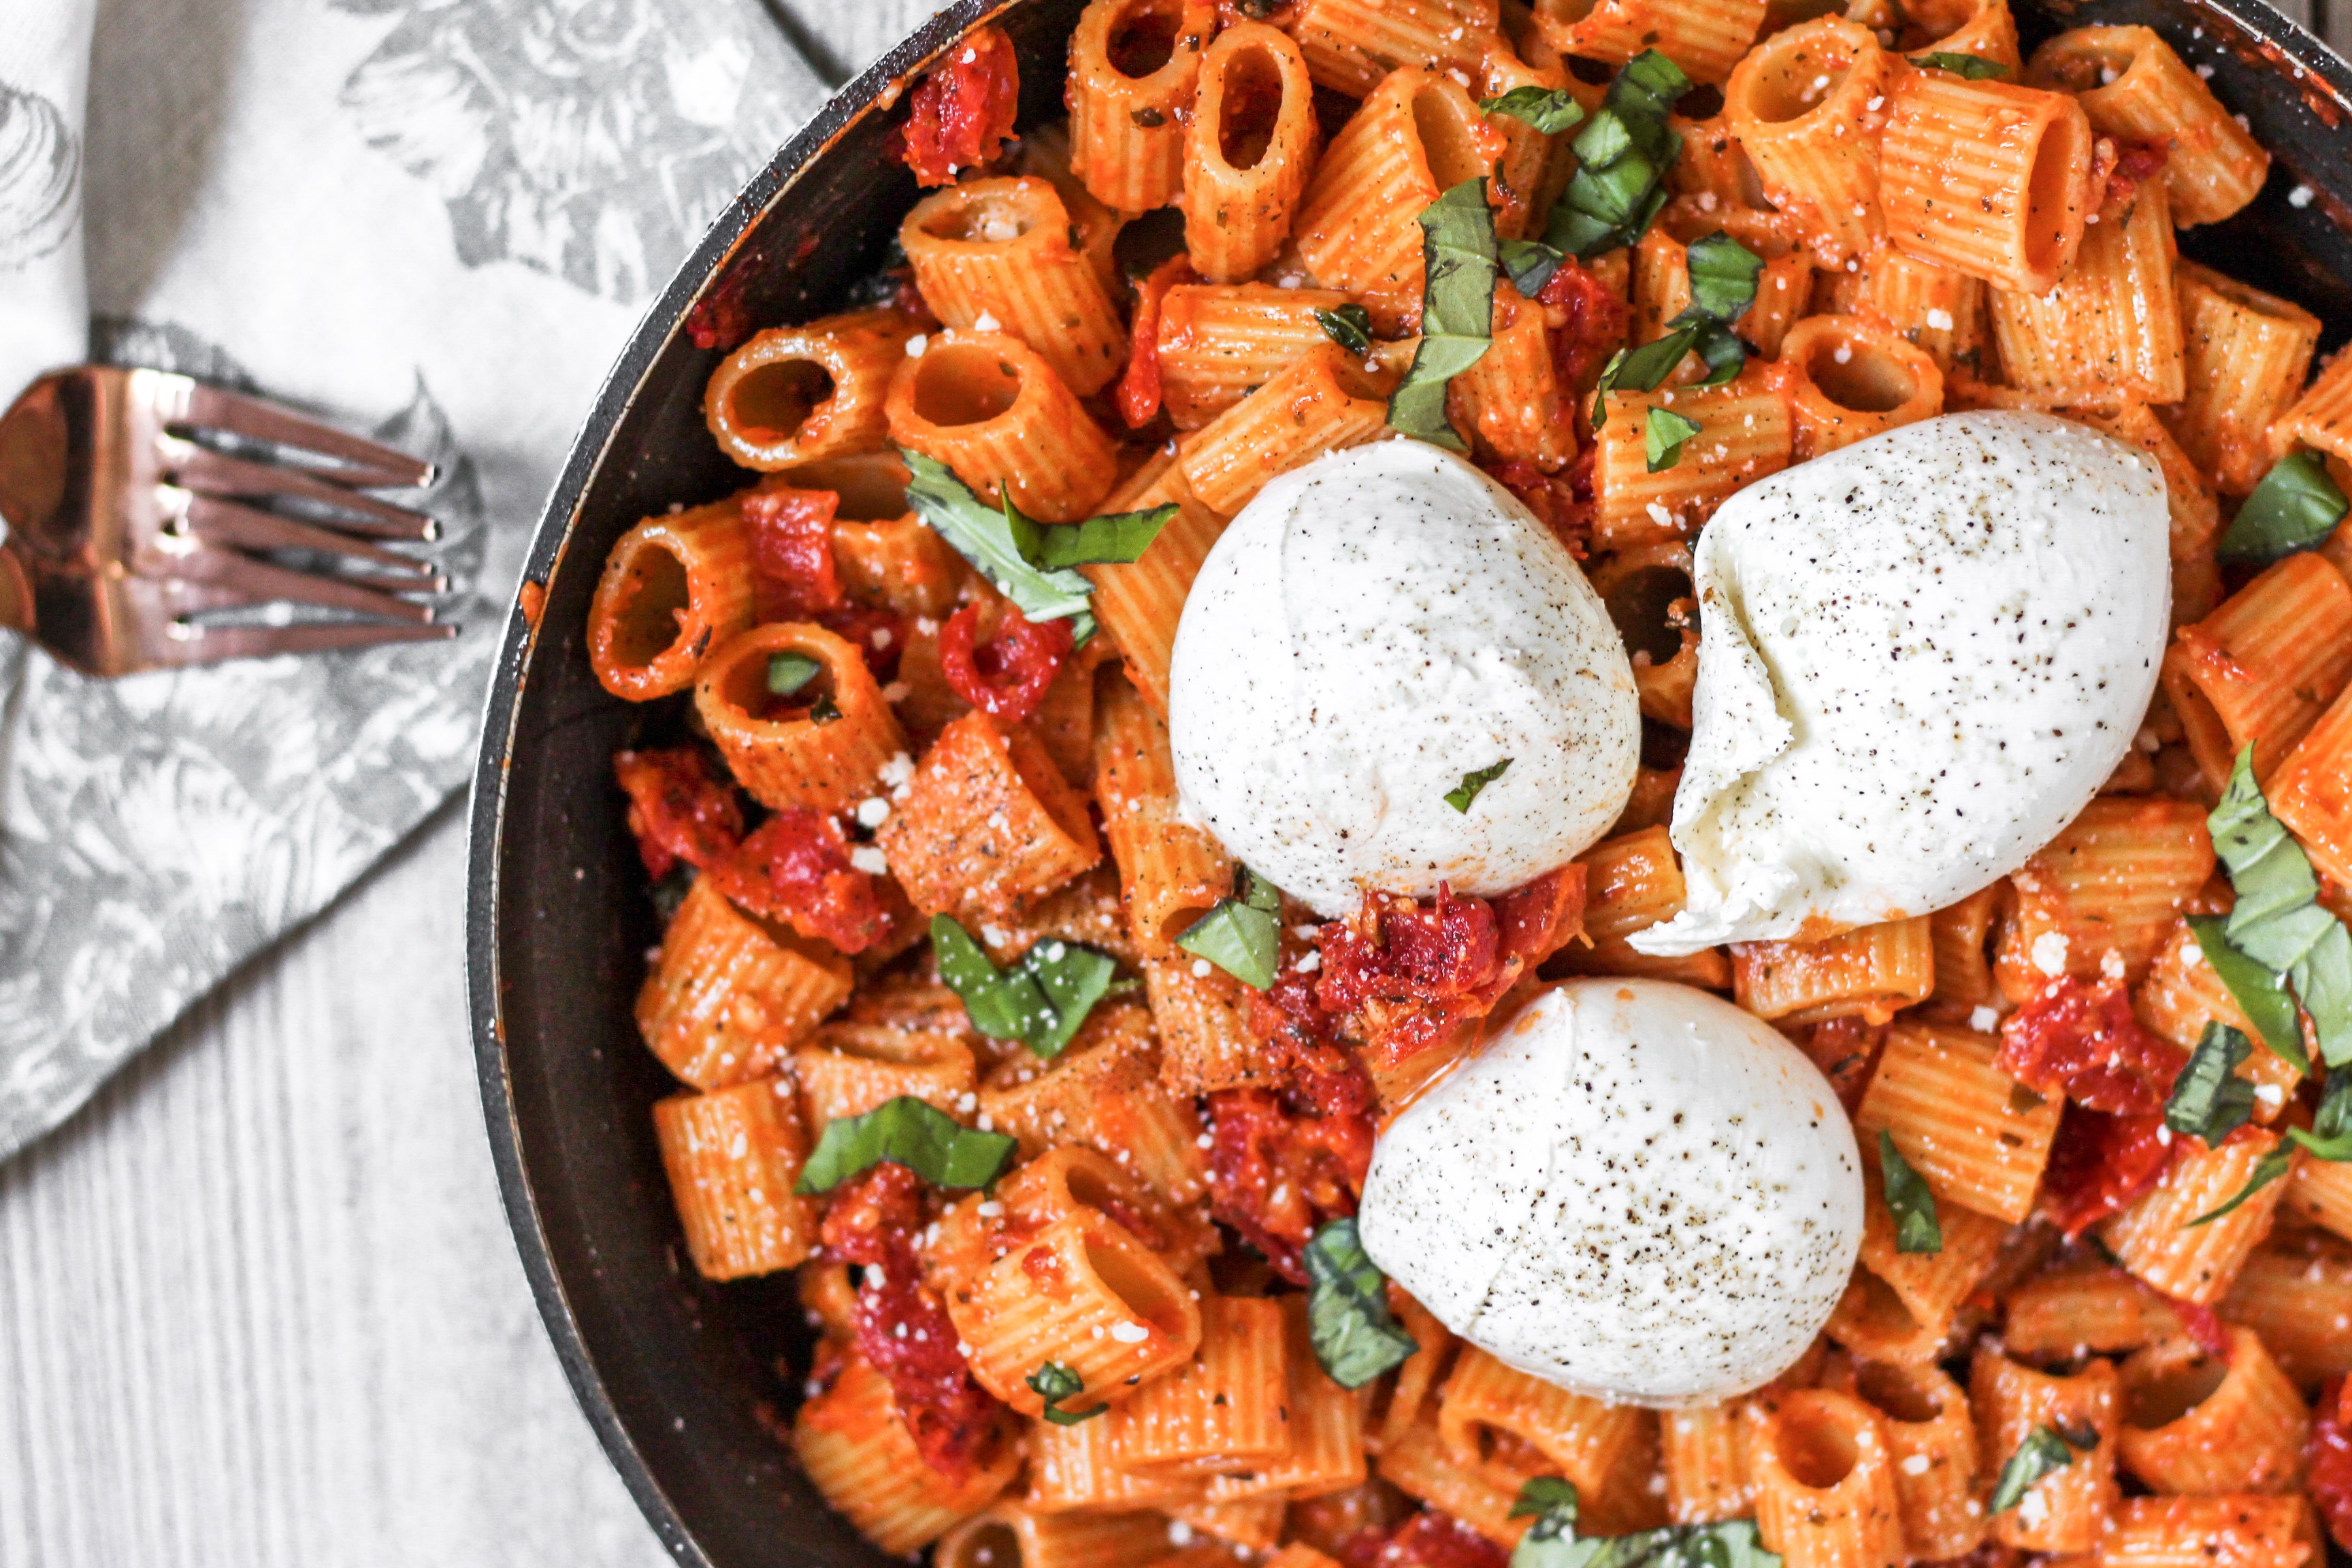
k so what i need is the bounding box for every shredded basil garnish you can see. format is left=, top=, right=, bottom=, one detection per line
left=1020, top=504, right=1179, bottom=568
left=2164, top=1022, right=2258, bottom=1145
left=766, top=652, right=821, bottom=696
left=1878, top=1129, right=1942, bottom=1255
left=2217, top=451, right=2350, bottom=565
left=1027, top=1361, right=1105, bottom=1426
left=1516, top=1518, right=1782, bottom=1568
left=2193, top=1062, right=2352, bottom=1226
left=1511, top=1477, right=1582, bottom=1566
left=1387, top=178, right=1499, bottom=451
left=904, top=451, right=1098, bottom=642
left=1592, top=231, right=1763, bottom=425
left=932, top=915, right=1128, bottom=1060
left=2208, top=746, right=2352, bottom=1067
left=1908, top=51, right=2010, bottom=78
left=1316, top=302, right=1375, bottom=357
left=1988, top=1424, right=2094, bottom=1515
left=807, top=692, right=843, bottom=725
left=1482, top=85, right=1588, bottom=134
left=1540, top=50, right=1690, bottom=260
left=1303, top=1218, right=1420, bottom=1389
left=796, top=1095, right=1018, bottom=1194
left=1174, top=866, right=1284, bottom=990
left=1646, top=407, right=1703, bottom=472
left=2186, top=913, right=2310, bottom=1073
left=1501, top=238, right=1565, bottom=298
left=1446, top=758, right=1513, bottom=813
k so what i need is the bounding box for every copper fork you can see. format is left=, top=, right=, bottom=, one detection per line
left=0, top=365, right=457, bottom=676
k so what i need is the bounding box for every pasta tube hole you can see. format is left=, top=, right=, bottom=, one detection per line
left=1598, top=564, right=1697, bottom=666
left=1777, top=1401, right=1865, bottom=1488
left=1803, top=335, right=1923, bottom=413
left=1214, top=46, right=1288, bottom=169
left=911, top=344, right=1026, bottom=427
left=1742, top=35, right=1857, bottom=123
left=2122, top=1348, right=2227, bottom=1429
left=2023, top=108, right=2094, bottom=280
left=934, top=1520, right=1021, bottom=1568
left=1107, top=0, right=1183, bottom=79
left=715, top=634, right=838, bottom=723
left=728, top=358, right=836, bottom=442
left=605, top=544, right=691, bottom=670
left=1855, top=1360, right=1946, bottom=1424
left=1086, top=1234, right=1194, bottom=1340
left=1411, top=81, right=1497, bottom=190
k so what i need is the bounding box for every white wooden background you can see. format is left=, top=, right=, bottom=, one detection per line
left=1, top=0, right=2343, bottom=1563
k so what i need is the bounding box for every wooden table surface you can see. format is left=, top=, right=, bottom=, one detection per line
left=1, top=0, right=2337, bottom=1561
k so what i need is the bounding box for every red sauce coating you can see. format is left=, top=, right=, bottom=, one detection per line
left=2040, top=1105, right=2176, bottom=1239
left=2308, top=1375, right=2352, bottom=1553
left=705, top=808, right=898, bottom=955
left=613, top=747, right=743, bottom=879
left=1482, top=444, right=1596, bottom=559
left=1997, top=976, right=2187, bottom=1117
left=1117, top=253, right=1198, bottom=428
left=1205, top=1085, right=1373, bottom=1283
left=1539, top=259, right=1629, bottom=397
left=819, top=1164, right=1007, bottom=1483
left=811, top=602, right=908, bottom=683
left=895, top=25, right=1022, bottom=189
left=1372, top=1510, right=1509, bottom=1568
left=1318, top=884, right=1503, bottom=1063
left=938, top=603, right=1072, bottom=723
left=1247, top=964, right=1377, bottom=1122
left=742, top=485, right=845, bottom=620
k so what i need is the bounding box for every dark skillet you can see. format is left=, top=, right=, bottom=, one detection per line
left=465, top=1, right=2352, bottom=1561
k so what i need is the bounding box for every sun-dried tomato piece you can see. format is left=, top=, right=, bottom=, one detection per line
left=614, top=747, right=743, bottom=879
left=1494, top=867, right=1586, bottom=968
left=1997, top=975, right=2187, bottom=1116
left=820, top=1164, right=1009, bottom=1483
left=2100, top=136, right=2172, bottom=212
left=895, top=24, right=1022, bottom=189
left=705, top=808, right=897, bottom=955
left=742, top=485, right=845, bottom=621
left=1539, top=258, right=1629, bottom=396
left=1117, top=252, right=1199, bottom=429
left=2168, top=1295, right=2230, bottom=1357
left=1317, top=881, right=1578, bottom=1065
left=1483, top=444, right=1596, bottom=559
left=2310, top=1376, right=2352, bottom=1554
left=1247, top=964, right=1377, bottom=1122
left=938, top=603, right=1073, bottom=723
left=1801, top=1017, right=1886, bottom=1115
left=815, top=602, right=907, bottom=683
left=2040, top=1104, right=2176, bottom=1239
left=1374, top=1510, right=1509, bottom=1568
left=1205, top=1086, right=1373, bottom=1283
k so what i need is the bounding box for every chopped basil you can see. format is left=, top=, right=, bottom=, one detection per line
left=2208, top=746, right=2352, bottom=1066
left=2217, top=451, right=2350, bottom=566
left=1591, top=231, right=1762, bottom=426
left=1174, top=866, right=1284, bottom=990
left=2164, top=1022, right=2257, bottom=1145
left=807, top=692, right=843, bottom=725
left=795, top=1095, right=1018, bottom=1195
left=1907, top=51, right=2010, bottom=78
left=1684, top=231, right=1767, bottom=326
left=649, top=864, right=696, bottom=924
left=1539, top=51, right=1689, bottom=259
left=2186, top=915, right=2310, bottom=1073
left=1018, top=502, right=1178, bottom=569
left=1446, top=758, right=1514, bottom=813
left=1878, top=1129, right=1942, bottom=1255
left=1482, top=85, right=1588, bottom=134
left=1516, top=1519, right=1782, bottom=1568
left=1026, top=1361, right=1104, bottom=1426
left=2193, top=1063, right=2352, bottom=1225
left=2189, top=1141, right=2295, bottom=1227
left=1501, top=237, right=1565, bottom=297
left=1988, top=1424, right=2093, bottom=1515
left=766, top=651, right=821, bottom=696
left=933, top=915, right=1126, bottom=1059
left=1303, top=1218, right=1420, bottom=1389
left=1388, top=178, right=1499, bottom=451
left=904, top=450, right=1097, bottom=642
left=1510, top=1477, right=1581, bottom=1566
left=1646, top=407, right=1703, bottom=473
left=1316, top=302, right=1375, bottom=357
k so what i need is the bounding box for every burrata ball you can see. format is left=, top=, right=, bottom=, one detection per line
left=1167, top=440, right=1639, bottom=917
left=1358, top=978, right=1863, bottom=1406
left=1633, top=410, right=2171, bottom=954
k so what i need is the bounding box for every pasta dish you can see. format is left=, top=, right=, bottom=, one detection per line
left=583, top=1, right=2352, bottom=1564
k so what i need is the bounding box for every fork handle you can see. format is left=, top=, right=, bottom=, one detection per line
left=0, top=544, right=34, bottom=638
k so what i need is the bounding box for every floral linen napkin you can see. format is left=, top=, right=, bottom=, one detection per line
left=0, top=0, right=826, bottom=1159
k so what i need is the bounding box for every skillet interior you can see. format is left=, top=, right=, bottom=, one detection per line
left=466, top=1, right=2352, bottom=1562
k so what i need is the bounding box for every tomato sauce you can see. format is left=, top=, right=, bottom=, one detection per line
left=2040, top=1104, right=2176, bottom=1238
left=1997, top=975, right=2187, bottom=1116
left=1205, top=1086, right=1373, bottom=1283
left=938, top=604, right=1072, bottom=723
left=1369, top=1510, right=1510, bottom=1568
left=895, top=25, right=1022, bottom=188
left=2309, top=1375, right=2352, bottom=1553
left=1116, top=253, right=1198, bottom=428
left=613, top=747, right=743, bottom=879
left=705, top=808, right=898, bottom=955
left=742, top=485, right=845, bottom=621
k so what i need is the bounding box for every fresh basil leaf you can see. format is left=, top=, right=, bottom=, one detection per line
left=1483, top=85, right=1588, bottom=134
left=1988, top=1425, right=2083, bottom=1514
left=932, top=915, right=1125, bottom=1059
left=2187, top=1139, right=2295, bottom=1227
left=2185, top=915, right=2310, bottom=1073
left=1518, top=1519, right=1782, bottom=1568
left=1604, top=331, right=1701, bottom=395
left=1683, top=231, right=1765, bottom=324
left=1512, top=1477, right=1582, bottom=1523
left=2219, top=453, right=2350, bottom=564
left=1646, top=407, right=1703, bottom=473
left=1612, top=48, right=1696, bottom=120
left=1303, top=1218, right=1420, bottom=1389
left=808, top=692, right=843, bottom=725
left=1446, top=758, right=1514, bottom=813
left=1027, top=1361, right=1104, bottom=1426
left=649, top=864, right=696, bottom=925
left=1907, top=51, right=2010, bottom=78
left=2310, top=1063, right=2352, bottom=1151
left=766, top=652, right=821, bottom=696
left=1388, top=178, right=1499, bottom=451
left=1021, top=504, right=1177, bottom=569
left=796, top=1094, right=1018, bottom=1194
left=2165, top=1022, right=2258, bottom=1145
left=1317, top=302, right=1375, bottom=357
left=1537, top=51, right=1688, bottom=259
left=1175, top=867, right=1284, bottom=990
left=1510, top=1477, right=1582, bottom=1567
left=902, top=450, right=1097, bottom=643
left=1501, top=238, right=1565, bottom=298
left=2209, top=747, right=2352, bottom=1066
left=1878, top=1128, right=1942, bottom=1255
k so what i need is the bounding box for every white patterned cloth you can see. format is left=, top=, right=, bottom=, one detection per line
left=0, top=0, right=827, bottom=1158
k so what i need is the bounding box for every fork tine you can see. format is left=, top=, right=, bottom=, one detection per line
left=152, top=546, right=439, bottom=623
left=176, top=493, right=445, bottom=579
left=174, top=382, right=436, bottom=489
left=161, top=619, right=457, bottom=667
left=159, top=437, right=442, bottom=540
